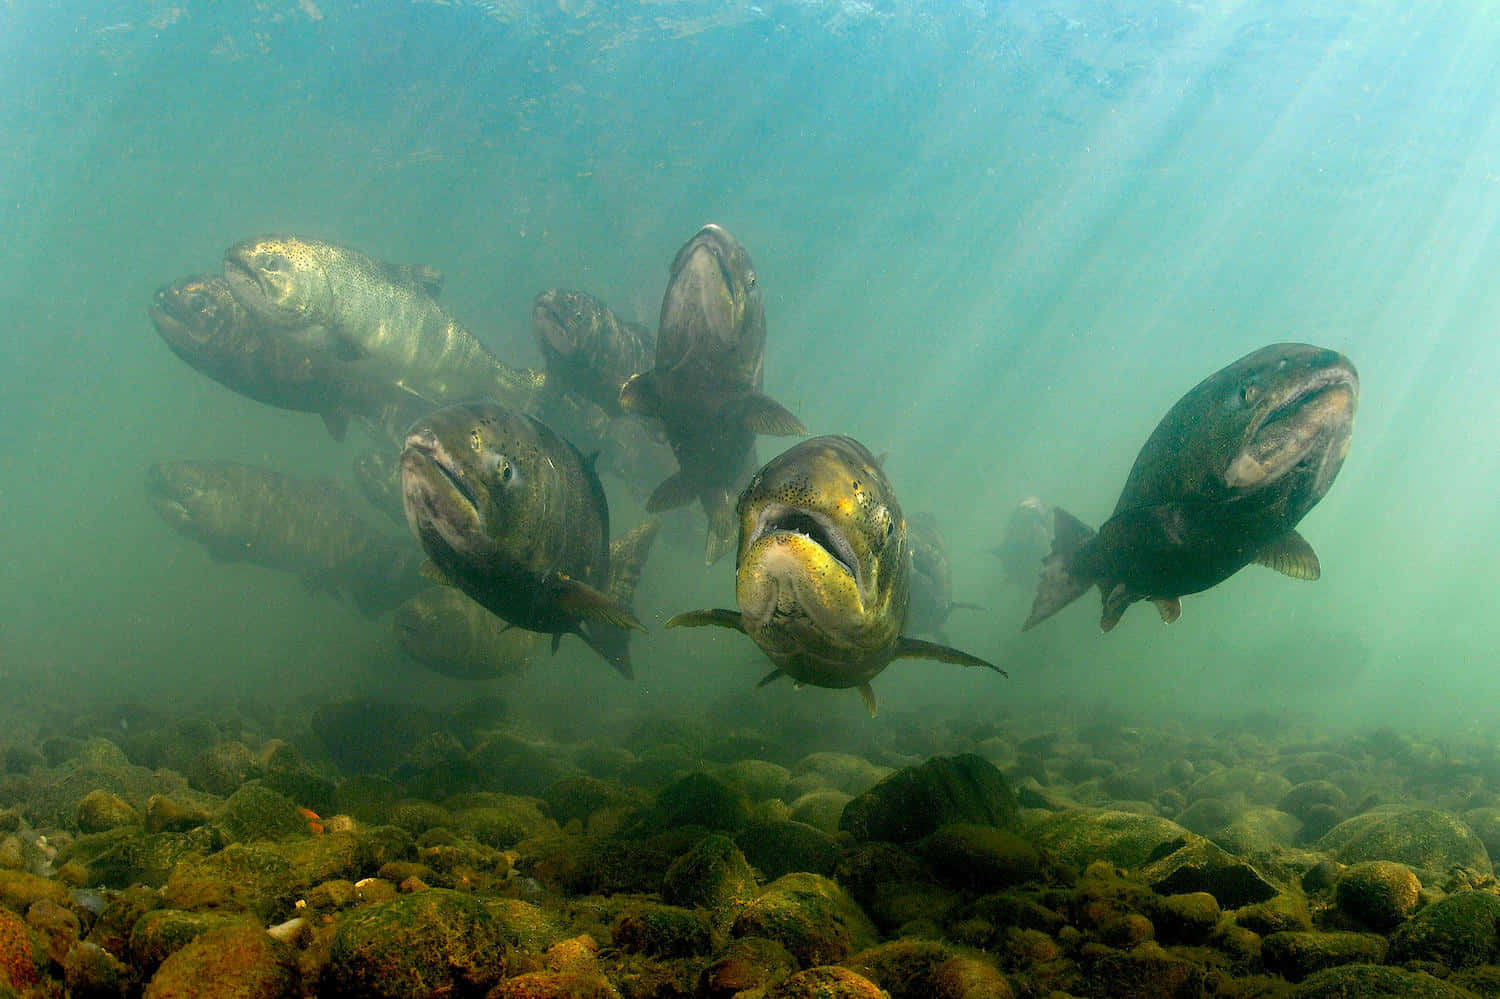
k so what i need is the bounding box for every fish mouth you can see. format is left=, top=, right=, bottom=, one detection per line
left=144, top=465, right=195, bottom=526
left=747, top=503, right=863, bottom=593
left=533, top=303, right=577, bottom=357
left=1229, top=364, right=1358, bottom=489
left=401, top=430, right=483, bottom=518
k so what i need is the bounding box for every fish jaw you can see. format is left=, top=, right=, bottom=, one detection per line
left=1227, top=373, right=1358, bottom=491
left=736, top=530, right=877, bottom=670
left=400, top=429, right=489, bottom=564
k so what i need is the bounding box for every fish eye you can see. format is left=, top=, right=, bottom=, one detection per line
left=469, top=430, right=482, bottom=452
left=1241, top=384, right=1260, bottom=405
left=262, top=253, right=289, bottom=273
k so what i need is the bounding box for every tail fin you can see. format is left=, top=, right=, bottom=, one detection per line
left=608, top=520, right=660, bottom=606
left=702, top=489, right=738, bottom=565
left=1021, top=507, right=1096, bottom=631
left=579, top=520, right=662, bottom=681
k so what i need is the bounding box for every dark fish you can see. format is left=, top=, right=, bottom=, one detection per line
left=150, top=274, right=392, bottom=443
left=1025, top=343, right=1358, bottom=632
left=533, top=289, right=654, bottom=417
left=399, top=401, right=658, bottom=677
left=223, top=234, right=545, bottom=415
left=991, top=496, right=1053, bottom=586
left=618, top=224, right=806, bottom=563
left=906, top=512, right=982, bottom=639
left=668, top=436, right=1004, bottom=715
left=394, top=587, right=545, bottom=681
left=145, top=460, right=422, bottom=615
left=352, top=448, right=406, bottom=525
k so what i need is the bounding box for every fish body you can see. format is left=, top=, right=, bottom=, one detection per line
left=150, top=274, right=383, bottom=441
left=399, top=401, right=656, bottom=676
left=1025, top=343, right=1358, bottom=632
left=991, top=497, right=1053, bottom=586
left=668, top=436, right=1003, bottom=714
left=352, top=448, right=406, bottom=525
left=533, top=289, right=654, bottom=417
left=618, top=224, right=805, bottom=563
left=223, top=235, right=545, bottom=414
left=906, top=512, right=980, bottom=638
left=145, top=460, right=421, bottom=614
left=394, top=587, right=545, bottom=681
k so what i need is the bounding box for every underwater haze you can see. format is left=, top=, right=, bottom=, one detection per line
left=2, top=0, right=1496, bottom=738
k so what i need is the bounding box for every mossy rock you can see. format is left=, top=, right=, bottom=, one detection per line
left=187, top=741, right=262, bottom=796
left=636, top=773, right=752, bottom=834
left=1293, top=963, right=1481, bottom=998
left=325, top=889, right=505, bottom=998
left=1334, top=860, right=1421, bottom=930
left=766, top=965, right=888, bottom=998
left=63, top=940, right=132, bottom=996
left=77, top=789, right=142, bottom=833
left=790, top=790, right=853, bottom=833
left=731, top=872, right=879, bottom=967
left=451, top=798, right=553, bottom=849
left=840, top=754, right=1019, bottom=844
left=845, top=938, right=960, bottom=998
left=540, top=776, right=643, bottom=826
left=215, top=785, right=309, bottom=844
left=611, top=902, right=712, bottom=958
left=714, top=759, right=793, bottom=801
left=1236, top=892, right=1312, bottom=935
left=792, top=753, right=892, bottom=795
left=129, top=909, right=256, bottom=978
left=661, top=832, right=758, bottom=915
left=161, top=843, right=296, bottom=920
left=1319, top=809, right=1492, bottom=877
left=736, top=819, right=840, bottom=881
left=1185, top=767, right=1291, bottom=807
left=919, top=823, right=1041, bottom=893
left=1142, top=892, right=1220, bottom=945
left=697, top=937, right=798, bottom=997
left=1081, top=941, right=1205, bottom=999
left=1390, top=891, right=1500, bottom=969
left=482, top=898, right=570, bottom=952
left=0, top=908, right=44, bottom=991
left=1025, top=809, right=1193, bottom=870
left=65, top=829, right=197, bottom=889
left=1262, top=930, right=1388, bottom=981
left=1138, top=837, right=1281, bottom=909
left=141, top=924, right=297, bottom=998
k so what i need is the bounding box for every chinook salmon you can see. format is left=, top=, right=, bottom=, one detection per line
left=394, top=587, right=546, bottom=681
left=618, top=224, right=806, bottom=563
left=667, top=436, right=1004, bottom=715
left=1024, top=343, right=1358, bottom=632
left=145, top=460, right=423, bottom=615
left=906, top=512, right=982, bottom=640
left=399, top=401, right=658, bottom=677
left=150, top=274, right=401, bottom=442
left=222, top=234, right=545, bottom=415
left=533, top=289, right=654, bottom=417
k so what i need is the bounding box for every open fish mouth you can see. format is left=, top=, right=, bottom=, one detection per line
left=1230, top=365, right=1358, bottom=489
left=748, top=503, right=863, bottom=592
left=401, top=432, right=482, bottom=517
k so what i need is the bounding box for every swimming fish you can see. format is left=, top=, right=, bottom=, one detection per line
left=145, top=460, right=422, bottom=615
left=906, top=512, right=982, bottom=639
left=618, top=224, right=805, bottom=563
left=400, top=401, right=657, bottom=677
left=1024, top=343, right=1358, bottom=632
left=667, top=435, right=1004, bottom=715
left=533, top=288, right=654, bottom=417
left=393, top=587, right=546, bottom=681
left=223, top=234, right=545, bottom=416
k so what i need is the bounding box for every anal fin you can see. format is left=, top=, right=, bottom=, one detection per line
left=725, top=392, right=807, bottom=436
left=646, top=471, right=697, bottom=513
left=554, top=575, right=644, bottom=631
left=665, top=608, right=745, bottom=632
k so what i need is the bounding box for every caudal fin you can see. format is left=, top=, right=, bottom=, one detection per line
left=608, top=520, right=661, bottom=606
left=1021, top=507, right=1096, bottom=631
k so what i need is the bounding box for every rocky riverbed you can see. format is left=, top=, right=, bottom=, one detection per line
left=2, top=690, right=1500, bottom=998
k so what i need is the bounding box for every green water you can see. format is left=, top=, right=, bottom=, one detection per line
left=1, top=0, right=1495, bottom=738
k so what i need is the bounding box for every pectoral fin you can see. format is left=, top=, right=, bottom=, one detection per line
left=893, top=637, right=1009, bottom=677
left=418, top=560, right=454, bottom=585
left=646, top=471, right=697, bottom=513
left=1253, top=530, right=1321, bottom=580
left=553, top=574, right=643, bottom=631
left=665, top=608, right=745, bottom=632
left=756, top=668, right=785, bottom=688
left=858, top=683, right=879, bottom=717
left=321, top=410, right=349, bottom=442
left=618, top=371, right=663, bottom=419
left=1153, top=597, right=1182, bottom=624
left=724, top=392, right=807, bottom=436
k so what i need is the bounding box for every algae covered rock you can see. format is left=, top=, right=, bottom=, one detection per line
left=1082, top=941, right=1205, bottom=999
left=1389, top=890, right=1500, bottom=968
left=661, top=832, right=758, bottom=914
left=77, top=790, right=142, bottom=833
left=1334, top=860, right=1421, bottom=929
left=1319, top=808, right=1491, bottom=877
left=731, top=872, right=879, bottom=966
left=0, top=906, right=44, bottom=991
left=215, top=784, right=309, bottom=844
left=840, top=754, right=1019, bottom=844
left=611, top=901, right=712, bottom=958
left=641, top=772, right=752, bottom=833
left=1293, top=963, right=1480, bottom=998
left=141, top=924, right=297, bottom=998
left=736, top=818, right=840, bottom=880
left=767, top=965, right=888, bottom=998
left=1137, top=836, right=1281, bottom=908
left=697, top=936, right=798, bottom=998
left=919, top=823, right=1041, bottom=893
left=325, top=888, right=505, bottom=997
left=1025, top=809, right=1193, bottom=870
left=1261, top=930, right=1388, bottom=981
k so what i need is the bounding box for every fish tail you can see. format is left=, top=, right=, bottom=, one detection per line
left=1021, top=507, right=1096, bottom=631
left=607, top=519, right=661, bottom=607
left=580, top=624, right=635, bottom=680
